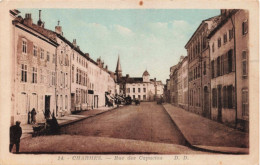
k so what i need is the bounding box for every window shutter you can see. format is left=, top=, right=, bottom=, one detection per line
left=224, top=53, right=228, bottom=74
left=232, top=50, right=235, bottom=72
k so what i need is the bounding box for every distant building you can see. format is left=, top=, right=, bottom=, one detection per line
left=169, top=65, right=179, bottom=106
left=123, top=70, right=163, bottom=101
left=177, top=56, right=188, bottom=110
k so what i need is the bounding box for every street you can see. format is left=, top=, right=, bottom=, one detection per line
left=19, top=102, right=208, bottom=154
left=60, top=102, right=186, bottom=145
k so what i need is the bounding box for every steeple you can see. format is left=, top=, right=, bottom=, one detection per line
left=115, top=55, right=122, bottom=72
left=115, top=55, right=122, bottom=82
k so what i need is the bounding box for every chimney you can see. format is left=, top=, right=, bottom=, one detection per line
left=24, top=13, right=32, bottom=26
left=85, top=53, right=89, bottom=58
left=73, top=39, right=77, bottom=47
left=37, top=10, right=44, bottom=27
left=105, top=65, right=108, bottom=71
left=55, top=20, right=62, bottom=35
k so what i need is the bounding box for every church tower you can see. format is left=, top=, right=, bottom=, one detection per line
left=115, top=55, right=122, bottom=82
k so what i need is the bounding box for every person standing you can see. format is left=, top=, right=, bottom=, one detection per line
left=31, top=108, right=37, bottom=124
left=27, top=110, right=31, bottom=124
left=10, top=121, right=22, bottom=153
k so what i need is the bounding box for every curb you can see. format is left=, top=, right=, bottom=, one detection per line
left=58, top=106, right=119, bottom=127
left=161, top=104, right=248, bottom=155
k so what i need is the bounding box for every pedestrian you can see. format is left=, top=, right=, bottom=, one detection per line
left=27, top=110, right=31, bottom=124
left=31, top=108, right=37, bottom=124
left=10, top=121, right=22, bottom=153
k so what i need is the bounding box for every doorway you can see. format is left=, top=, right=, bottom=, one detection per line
left=45, top=95, right=50, bottom=119
left=217, top=85, right=222, bottom=122
left=94, top=95, right=99, bottom=108
left=203, top=86, right=210, bottom=118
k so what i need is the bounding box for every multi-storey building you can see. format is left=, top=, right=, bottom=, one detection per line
left=11, top=12, right=59, bottom=124
left=10, top=10, right=118, bottom=124
left=208, top=9, right=249, bottom=131
left=124, top=71, right=164, bottom=101
left=169, top=65, right=178, bottom=104
left=185, top=15, right=221, bottom=115
left=178, top=56, right=188, bottom=110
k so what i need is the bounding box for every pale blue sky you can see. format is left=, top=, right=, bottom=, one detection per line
left=18, top=9, right=220, bottom=83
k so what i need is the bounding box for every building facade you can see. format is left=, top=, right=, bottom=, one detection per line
left=11, top=13, right=59, bottom=124
left=185, top=15, right=221, bottom=115
left=208, top=9, right=249, bottom=131
left=177, top=56, right=188, bottom=110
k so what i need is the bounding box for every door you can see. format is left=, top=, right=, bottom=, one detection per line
left=203, top=86, right=210, bottom=118
left=217, top=85, right=222, bottom=122
left=45, top=95, right=50, bottom=119
left=71, top=93, right=75, bottom=112
left=94, top=95, right=99, bottom=108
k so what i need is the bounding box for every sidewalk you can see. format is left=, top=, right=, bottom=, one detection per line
left=20, top=106, right=118, bottom=139
left=162, top=103, right=249, bottom=154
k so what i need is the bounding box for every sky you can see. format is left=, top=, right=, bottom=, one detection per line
left=18, top=9, right=220, bottom=83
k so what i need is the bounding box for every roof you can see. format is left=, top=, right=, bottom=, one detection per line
left=121, top=77, right=143, bottom=84
left=13, top=17, right=58, bottom=47
left=185, top=15, right=222, bottom=48
left=142, top=70, right=150, bottom=76
left=208, top=10, right=238, bottom=39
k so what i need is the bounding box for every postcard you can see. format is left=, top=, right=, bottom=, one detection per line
left=0, top=0, right=259, bottom=165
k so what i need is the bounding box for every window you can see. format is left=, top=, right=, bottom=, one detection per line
left=132, top=95, right=135, bottom=100
left=217, top=56, right=221, bottom=77
left=133, top=88, right=135, bottom=93
left=221, top=55, right=224, bottom=76
left=242, top=51, right=248, bottom=77
left=202, top=37, right=207, bottom=49
left=222, top=86, right=227, bottom=108
left=138, top=88, right=141, bottom=93
left=138, top=95, right=141, bottom=100
left=229, top=28, right=233, bottom=40
left=52, top=54, right=56, bottom=63
left=242, top=20, right=248, bottom=35
left=33, top=45, right=37, bottom=57
left=212, top=88, right=217, bottom=108
left=242, top=89, right=249, bottom=117
left=32, top=67, right=37, bottom=83
left=65, top=95, right=68, bottom=110
left=72, top=65, right=74, bottom=83
left=52, top=72, right=55, bottom=86
left=40, top=49, right=44, bottom=59
left=127, top=88, right=130, bottom=93
left=227, top=85, right=234, bottom=108
left=46, top=52, right=50, bottom=62
left=224, top=33, right=227, bottom=43
left=203, top=61, right=206, bottom=75
left=143, top=88, right=146, bottom=92
left=228, top=49, right=234, bottom=73
left=65, top=73, right=68, bottom=88
left=40, top=69, right=44, bottom=83
left=22, top=40, right=27, bottom=54
left=143, top=95, right=146, bottom=100
left=218, top=38, right=221, bottom=48
left=76, top=68, right=78, bottom=84
left=21, top=64, right=27, bottom=82
left=212, top=43, right=215, bottom=52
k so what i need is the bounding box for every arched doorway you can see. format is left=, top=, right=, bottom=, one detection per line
left=203, top=86, right=210, bottom=118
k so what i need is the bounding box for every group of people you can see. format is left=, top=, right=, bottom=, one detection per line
left=10, top=108, right=55, bottom=153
